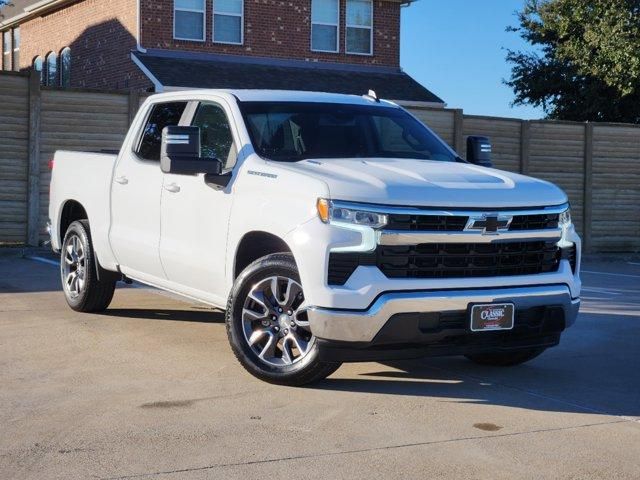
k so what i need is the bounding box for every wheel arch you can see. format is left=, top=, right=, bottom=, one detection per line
left=233, top=231, right=294, bottom=280
left=58, top=200, right=88, bottom=245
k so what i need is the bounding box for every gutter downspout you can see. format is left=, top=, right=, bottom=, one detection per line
left=136, top=0, right=146, bottom=53
left=131, top=0, right=165, bottom=91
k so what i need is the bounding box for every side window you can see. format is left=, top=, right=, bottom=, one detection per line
left=192, top=102, right=237, bottom=169
left=136, top=102, right=188, bottom=161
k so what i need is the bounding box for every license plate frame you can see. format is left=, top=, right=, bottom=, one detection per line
left=470, top=303, right=515, bottom=332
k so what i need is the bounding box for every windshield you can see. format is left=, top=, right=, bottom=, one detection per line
left=239, top=102, right=457, bottom=163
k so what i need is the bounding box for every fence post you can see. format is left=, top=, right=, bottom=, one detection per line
left=520, top=120, right=530, bottom=174
left=583, top=123, right=594, bottom=253
left=128, top=90, right=140, bottom=126
left=26, top=69, right=42, bottom=247
left=453, top=109, right=464, bottom=154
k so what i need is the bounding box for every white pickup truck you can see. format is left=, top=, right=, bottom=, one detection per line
left=48, top=90, right=581, bottom=385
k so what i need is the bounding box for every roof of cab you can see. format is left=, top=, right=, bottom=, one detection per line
left=151, top=89, right=399, bottom=107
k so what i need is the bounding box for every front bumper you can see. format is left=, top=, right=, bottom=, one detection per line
left=285, top=216, right=582, bottom=311
left=307, top=284, right=579, bottom=361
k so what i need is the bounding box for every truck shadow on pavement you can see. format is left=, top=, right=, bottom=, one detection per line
left=314, top=350, right=640, bottom=419
left=100, top=308, right=225, bottom=324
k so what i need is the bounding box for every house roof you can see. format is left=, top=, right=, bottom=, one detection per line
left=0, top=0, right=82, bottom=27
left=132, top=50, right=444, bottom=105
left=0, top=0, right=40, bottom=23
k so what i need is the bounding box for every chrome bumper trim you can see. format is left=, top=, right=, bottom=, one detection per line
left=378, top=229, right=562, bottom=245
left=308, top=285, right=580, bottom=343
left=331, top=200, right=570, bottom=217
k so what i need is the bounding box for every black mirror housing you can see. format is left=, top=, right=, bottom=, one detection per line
left=466, top=136, right=493, bottom=167
left=161, top=126, right=223, bottom=175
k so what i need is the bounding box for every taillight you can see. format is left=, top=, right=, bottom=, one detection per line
left=48, top=158, right=54, bottom=170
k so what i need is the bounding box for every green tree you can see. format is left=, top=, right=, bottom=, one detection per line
left=506, top=0, right=640, bottom=123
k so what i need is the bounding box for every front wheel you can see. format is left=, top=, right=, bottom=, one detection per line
left=226, top=253, right=341, bottom=386
left=60, top=220, right=116, bottom=312
left=465, top=347, right=546, bottom=367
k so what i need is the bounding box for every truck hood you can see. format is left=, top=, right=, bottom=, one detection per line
left=279, top=158, right=568, bottom=208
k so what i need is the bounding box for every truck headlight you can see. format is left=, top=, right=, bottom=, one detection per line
left=317, top=199, right=388, bottom=229
left=559, top=207, right=572, bottom=227
left=557, top=205, right=574, bottom=250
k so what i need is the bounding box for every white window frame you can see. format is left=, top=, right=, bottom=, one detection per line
left=311, top=0, right=340, bottom=54
left=12, top=28, right=20, bottom=71
left=345, top=0, right=373, bottom=56
left=33, top=56, right=44, bottom=84
left=2, top=30, right=11, bottom=71
left=60, top=47, right=71, bottom=87
left=45, top=51, right=58, bottom=87
left=173, top=0, right=206, bottom=42
left=213, top=0, right=244, bottom=45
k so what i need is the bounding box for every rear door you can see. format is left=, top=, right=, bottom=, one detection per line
left=109, top=101, right=189, bottom=280
left=159, top=99, right=239, bottom=304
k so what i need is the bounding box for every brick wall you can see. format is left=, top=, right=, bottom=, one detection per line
left=141, top=0, right=401, bottom=67
left=19, top=0, right=151, bottom=90
left=13, top=0, right=401, bottom=91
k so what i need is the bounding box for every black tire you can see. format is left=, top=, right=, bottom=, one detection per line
left=60, top=220, right=116, bottom=313
left=226, top=253, right=341, bottom=386
left=465, top=347, right=546, bottom=367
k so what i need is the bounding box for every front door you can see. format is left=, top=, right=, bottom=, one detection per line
left=109, top=101, right=189, bottom=280
left=159, top=100, right=238, bottom=305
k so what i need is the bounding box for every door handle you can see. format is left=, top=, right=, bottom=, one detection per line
left=164, top=183, right=181, bottom=193
left=114, top=176, right=129, bottom=185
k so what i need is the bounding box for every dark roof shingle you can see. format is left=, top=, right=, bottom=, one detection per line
left=134, top=50, right=444, bottom=104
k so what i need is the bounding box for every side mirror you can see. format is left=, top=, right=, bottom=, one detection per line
left=466, top=136, right=493, bottom=168
left=161, top=126, right=223, bottom=175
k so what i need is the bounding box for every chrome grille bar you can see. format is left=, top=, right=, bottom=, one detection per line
left=378, top=229, right=563, bottom=245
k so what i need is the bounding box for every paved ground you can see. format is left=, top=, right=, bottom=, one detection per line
left=0, top=252, right=639, bottom=480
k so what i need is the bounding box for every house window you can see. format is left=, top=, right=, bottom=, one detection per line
left=46, top=52, right=58, bottom=86
left=311, top=0, right=339, bottom=53
left=12, top=28, right=20, bottom=71
left=2, top=31, right=11, bottom=71
left=346, top=0, right=373, bottom=55
left=213, top=0, right=243, bottom=44
left=33, top=56, right=44, bottom=84
left=174, top=0, right=205, bottom=41
left=60, top=47, right=71, bottom=87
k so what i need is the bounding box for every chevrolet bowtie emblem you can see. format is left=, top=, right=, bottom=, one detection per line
left=466, top=214, right=512, bottom=235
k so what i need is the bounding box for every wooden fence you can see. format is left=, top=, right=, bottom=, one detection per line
left=1, top=71, right=639, bottom=252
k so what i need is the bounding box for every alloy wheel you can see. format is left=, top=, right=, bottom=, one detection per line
left=241, top=276, right=314, bottom=367
left=61, top=233, right=86, bottom=299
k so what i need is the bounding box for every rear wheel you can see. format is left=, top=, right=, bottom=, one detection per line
left=60, top=220, right=116, bottom=312
left=226, top=253, right=341, bottom=386
left=465, top=347, right=546, bottom=367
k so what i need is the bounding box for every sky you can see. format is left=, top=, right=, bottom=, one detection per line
left=400, top=0, right=545, bottom=119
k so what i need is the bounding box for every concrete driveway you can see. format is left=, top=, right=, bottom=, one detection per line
left=1, top=252, right=639, bottom=479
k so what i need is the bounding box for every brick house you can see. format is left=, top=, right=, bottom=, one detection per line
left=0, top=0, right=444, bottom=105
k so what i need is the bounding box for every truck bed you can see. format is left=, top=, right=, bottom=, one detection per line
left=49, top=150, right=118, bottom=263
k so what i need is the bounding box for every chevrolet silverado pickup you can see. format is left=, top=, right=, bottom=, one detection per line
left=48, top=90, right=581, bottom=385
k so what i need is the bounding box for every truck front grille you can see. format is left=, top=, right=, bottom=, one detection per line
left=385, top=213, right=559, bottom=232
left=508, top=214, right=559, bottom=231
left=385, top=215, right=469, bottom=231
left=328, top=241, right=561, bottom=285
